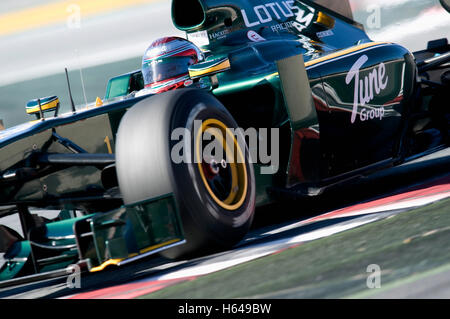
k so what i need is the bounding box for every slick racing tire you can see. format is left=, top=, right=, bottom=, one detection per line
left=115, top=89, right=255, bottom=259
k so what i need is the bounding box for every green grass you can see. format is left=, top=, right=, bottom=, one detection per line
left=139, top=198, right=450, bottom=299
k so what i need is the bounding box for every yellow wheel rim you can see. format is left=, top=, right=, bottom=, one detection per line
left=195, top=119, right=248, bottom=211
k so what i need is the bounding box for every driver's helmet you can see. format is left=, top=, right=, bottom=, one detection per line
left=142, top=37, right=205, bottom=94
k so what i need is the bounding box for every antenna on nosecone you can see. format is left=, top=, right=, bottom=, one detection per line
left=65, top=68, right=76, bottom=113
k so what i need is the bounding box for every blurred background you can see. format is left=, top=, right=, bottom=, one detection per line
left=0, top=0, right=448, bottom=129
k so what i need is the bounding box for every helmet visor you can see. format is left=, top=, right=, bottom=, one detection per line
left=142, top=56, right=194, bottom=86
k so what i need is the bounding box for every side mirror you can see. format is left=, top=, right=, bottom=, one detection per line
left=26, top=96, right=60, bottom=120
left=189, top=57, right=231, bottom=89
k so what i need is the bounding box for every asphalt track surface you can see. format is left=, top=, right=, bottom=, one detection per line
left=0, top=147, right=448, bottom=299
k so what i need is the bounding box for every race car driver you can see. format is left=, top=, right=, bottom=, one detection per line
left=139, top=36, right=206, bottom=95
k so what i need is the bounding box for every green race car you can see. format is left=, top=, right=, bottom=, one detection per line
left=0, top=0, right=449, bottom=284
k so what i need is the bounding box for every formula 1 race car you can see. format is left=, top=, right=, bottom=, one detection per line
left=0, top=0, right=449, bottom=284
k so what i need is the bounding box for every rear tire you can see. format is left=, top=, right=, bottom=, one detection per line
left=115, top=89, right=255, bottom=259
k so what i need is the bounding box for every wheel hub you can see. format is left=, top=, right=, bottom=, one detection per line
left=196, top=119, right=248, bottom=211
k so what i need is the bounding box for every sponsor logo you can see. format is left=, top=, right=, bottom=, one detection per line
left=209, top=29, right=231, bottom=40
left=359, top=107, right=385, bottom=122
left=247, top=30, right=266, bottom=42
left=183, top=79, right=194, bottom=87
left=316, top=30, right=334, bottom=38
left=270, top=21, right=294, bottom=32
left=241, top=1, right=315, bottom=32
left=346, top=55, right=388, bottom=123
left=187, top=30, right=209, bottom=47
left=297, top=34, right=319, bottom=59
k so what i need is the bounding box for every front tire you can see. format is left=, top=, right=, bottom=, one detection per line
left=115, top=89, right=255, bottom=259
